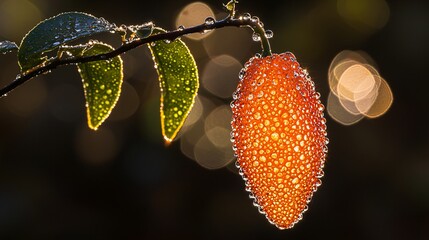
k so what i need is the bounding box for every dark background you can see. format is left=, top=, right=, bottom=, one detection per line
left=0, top=0, right=428, bottom=239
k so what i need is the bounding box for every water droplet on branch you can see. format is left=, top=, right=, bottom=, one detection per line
left=264, top=30, right=274, bottom=38
left=204, top=17, right=215, bottom=26
left=251, top=16, right=260, bottom=24
left=252, top=32, right=261, bottom=41
left=242, top=13, right=251, bottom=21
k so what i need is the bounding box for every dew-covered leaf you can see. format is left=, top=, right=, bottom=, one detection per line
left=18, top=12, right=115, bottom=72
left=0, top=40, right=18, bottom=54
left=77, top=42, right=123, bottom=130
left=148, top=28, right=199, bottom=143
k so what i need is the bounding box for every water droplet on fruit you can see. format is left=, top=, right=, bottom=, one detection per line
left=230, top=100, right=235, bottom=108
left=238, top=69, right=246, bottom=80
left=271, top=132, right=279, bottom=141
left=316, top=170, right=324, bottom=178
left=232, top=91, right=239, bottom=100
left=314, top=92, right=321, bottom=100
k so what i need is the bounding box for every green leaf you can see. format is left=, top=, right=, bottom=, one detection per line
left=77, top=42, right=123, bottom=130
left=18, top=12, right=115, bottom=72
left=0, top=40, right=18, bottom=54
left=148, top=28, right=199, bottom=143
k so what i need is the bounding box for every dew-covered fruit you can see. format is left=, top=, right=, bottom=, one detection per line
left=231, top=52, right=328, bottom=229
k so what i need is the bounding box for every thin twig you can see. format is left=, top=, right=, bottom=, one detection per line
left=0, top=15, right=271, bottom=97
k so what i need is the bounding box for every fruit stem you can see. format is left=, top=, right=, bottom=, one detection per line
left=0, top=7, right=273, bottom=97
left=252, top=23, right=272, bottom=57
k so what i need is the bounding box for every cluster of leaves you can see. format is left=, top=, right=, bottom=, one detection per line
left=0, top=12, right=199, bottom=143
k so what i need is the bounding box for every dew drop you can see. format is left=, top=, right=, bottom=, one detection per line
left=271, top=132, right=279, bottom=141
left=292, top=177, right=299, bottom=184
left=230, top=100, right=236, bottom=108
left=264, top=30, right=274, bottom=38
left=205, top=17, right=215, bottom=25
left=315, top=179, right=322, bottom=187
left=252, top=32, right=261, bottom=41
left=232, top=91, right=239, bottom=100
left=317, top=170, right=325, bottom=178
left=264, top=119, right=270, bottom=126
left=281, top=113, right=288, bottom=119
left=294, top=146, right=300, bottom=152
left=323, top=146, right=328, bottom=153
left=242, top=13, right=251, bottom=21
left=314, top=92, right=321, bottom=100
left=238, top=68, right=246, bottom=80
left=251, top=16, right=260, bottom=23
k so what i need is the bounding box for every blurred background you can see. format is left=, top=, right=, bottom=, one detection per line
left=0, top=0, right=427, bottom=239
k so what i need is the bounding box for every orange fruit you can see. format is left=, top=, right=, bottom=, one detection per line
left=231, top=52, right=328, bottom=229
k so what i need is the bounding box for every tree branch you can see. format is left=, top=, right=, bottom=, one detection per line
left=0, top=14, right=271, bottom=97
